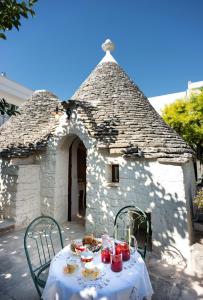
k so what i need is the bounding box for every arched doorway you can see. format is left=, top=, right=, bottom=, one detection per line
left=77, top=142, right=86, bottom=217
left=68, top=137, right=86, bottom=221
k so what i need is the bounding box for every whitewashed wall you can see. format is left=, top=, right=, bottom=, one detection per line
left=0, top=112, right=195, bottom=261
left=15, top=165, right=40, bottom=227
left=85, top=149, right=195, bottom=259
left=0, top=161, right=18, bottom=220
left=41, top=114, right=196, bottom=260
left=40, top=149, right=55, bottom=217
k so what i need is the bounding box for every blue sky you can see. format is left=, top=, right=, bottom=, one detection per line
left=1, top=0, right=203, bottom=100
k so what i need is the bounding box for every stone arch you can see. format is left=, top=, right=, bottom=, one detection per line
left=51, top=122, right=91, bottom=223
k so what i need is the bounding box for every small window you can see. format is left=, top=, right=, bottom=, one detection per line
left=112, top=164, right=119, bottom=183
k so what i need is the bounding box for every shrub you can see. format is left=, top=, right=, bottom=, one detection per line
left=194, top=188, right=203, bottom=210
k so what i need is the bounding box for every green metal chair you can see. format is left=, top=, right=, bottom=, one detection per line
left=24, top=216, right=64, bottom=298
left=114, top=205, right=149, bottom=259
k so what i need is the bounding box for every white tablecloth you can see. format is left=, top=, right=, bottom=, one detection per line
left=42, top=245, right=153, bottom=300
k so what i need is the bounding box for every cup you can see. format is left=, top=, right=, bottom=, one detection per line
left=80, top=251, right=93, bottom=264
left=66, top=258, right=77, bottom=267
left=110, top=253, right=123, bottom=272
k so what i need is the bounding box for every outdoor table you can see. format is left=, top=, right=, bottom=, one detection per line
left=42, top=241, right=153, bottom=300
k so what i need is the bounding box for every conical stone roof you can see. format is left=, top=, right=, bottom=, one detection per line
left=71, top=42, right=193, bottom=162
left=0, top=90, right=59, bottom=157
left=0, top=40, right=193, bottom=162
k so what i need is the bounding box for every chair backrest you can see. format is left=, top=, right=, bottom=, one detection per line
left=24, top=216, right=64, bottom=294
left=114, top=206, right=149, bottom=258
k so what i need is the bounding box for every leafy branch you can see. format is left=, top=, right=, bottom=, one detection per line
left=0, top=0, right=38, bottom=39
left=0, top=98, right=20, bottom=116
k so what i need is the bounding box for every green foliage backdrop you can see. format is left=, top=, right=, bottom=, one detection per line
left=162, top=91, right=203, bottom=151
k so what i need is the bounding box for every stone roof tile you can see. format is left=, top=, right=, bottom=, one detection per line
left=0, top=91, right=59, bottom=157
left=71, top=61, right=193, bottom=160
left=0, top=53, right=194, bottom=162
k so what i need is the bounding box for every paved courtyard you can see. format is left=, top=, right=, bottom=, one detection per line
left=0, top=221, right=203, bottom=300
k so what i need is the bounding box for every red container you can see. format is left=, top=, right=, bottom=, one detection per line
left=75, top=245, right=86, bottom=252
left=116, top=242, right=130, bottom=261
left=101, top=248, right=111, bottom=263
left=110, top=253, right=123, bottom=272
left=80, top=251, right=93, bottom=263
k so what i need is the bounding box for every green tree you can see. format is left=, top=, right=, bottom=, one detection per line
left=162, top=91, right=203, bottom=177
left=0, top=98, right=20, bottom=116
left=0, top=0, right=38, bottom=40
left=0, top=1, right=37, bottom=117
left=162, top=91, right=203, bottom=150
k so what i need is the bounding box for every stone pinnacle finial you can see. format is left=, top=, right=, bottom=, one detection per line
left=102, top=39, right=115, bottom=53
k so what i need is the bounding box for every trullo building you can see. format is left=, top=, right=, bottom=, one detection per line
left=0, top=39, right=196, bottom=259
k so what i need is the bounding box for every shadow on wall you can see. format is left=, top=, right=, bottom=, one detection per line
left=0, top=159, right=18, bottom=221
left=86, top=156, right=194, bottom=262
left=85, top=156, right=203, bottom=298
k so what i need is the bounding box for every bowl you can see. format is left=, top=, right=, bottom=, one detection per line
left=80, top=251, right=93, bottom=263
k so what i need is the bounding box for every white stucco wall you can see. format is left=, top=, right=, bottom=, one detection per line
left=54, top=145, right=69, bottom=222
left=0, top=161, right=18, bottom=220
left=84, top=148, right=195, bottom=259
left=0, top=75, right=33, bottom=106
left=15, top=165, right=40, bottom=227
left=37, top=113, right=194, bottom=259
left=40, top=148, right=57, bottom=218
left=148, top=80, right=203, bottom=114
left=0, top=111, right=195, bottom=260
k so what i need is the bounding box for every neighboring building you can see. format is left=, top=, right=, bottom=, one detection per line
left=149, top=80, right=203, bottom=181
left=0, top=40, right=196, bottom=260
left=149, top=80, right=203, bottom=114
left=0, top=73, right=33, bottom=125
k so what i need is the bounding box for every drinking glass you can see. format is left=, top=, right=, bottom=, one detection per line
left=110, top=253, right=123, bottom=272
left=101, top=248, right=111, bottom=263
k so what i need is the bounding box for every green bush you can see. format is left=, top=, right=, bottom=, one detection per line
left=194, top=188, right=203, bottom=209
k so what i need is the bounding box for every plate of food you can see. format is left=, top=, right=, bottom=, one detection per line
left=81, top=262, right=101, bottom=280
left=63, top=259, right=79, bottom=275
left=70, top=235, right=102, bottom=254
left=70, top=240, right=86, bottom=255
left=82, top=235, right=102, bottom=253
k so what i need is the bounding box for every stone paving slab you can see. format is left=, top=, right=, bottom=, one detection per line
left=0, top=221, right=203, bottom=300
left=0, top=221, right=85, bottom=300
left=0, top=220, right=15, bottom=235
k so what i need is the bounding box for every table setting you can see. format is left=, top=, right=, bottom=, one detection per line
left=42, top=233, right=153, bottom=300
